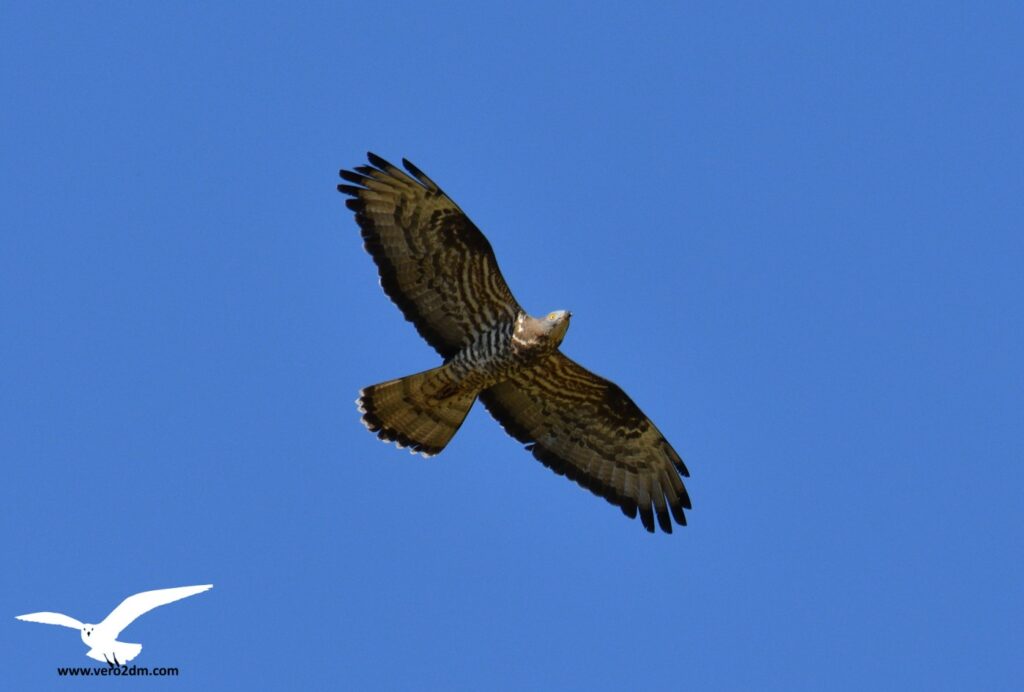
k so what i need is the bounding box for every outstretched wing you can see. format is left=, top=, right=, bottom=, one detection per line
left=99, top=584, right=212, bottom=638
left=338, top=153, right=522, bottom=360
left=16, top=612, right=84, bottom=629
left=479, top=353, right=690, bottom=533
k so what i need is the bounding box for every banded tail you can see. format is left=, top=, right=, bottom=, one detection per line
left=357, top=365, right=476, bottom=456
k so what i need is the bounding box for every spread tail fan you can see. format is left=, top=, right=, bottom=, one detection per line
left=358, top=365, right=476, bottom=456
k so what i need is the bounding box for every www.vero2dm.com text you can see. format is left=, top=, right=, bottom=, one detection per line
left=56, top=664, right=180, bottom=677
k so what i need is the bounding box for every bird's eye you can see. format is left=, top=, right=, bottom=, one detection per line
left=548, top=312, right=557, bottom=320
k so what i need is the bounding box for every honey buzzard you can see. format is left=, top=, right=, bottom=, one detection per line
left=338, top=153, right=690, bottom=533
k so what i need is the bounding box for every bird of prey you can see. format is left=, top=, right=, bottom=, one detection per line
left=16, top=584, right=212, bottom=664
left=338, top=153, right=690, bottom=533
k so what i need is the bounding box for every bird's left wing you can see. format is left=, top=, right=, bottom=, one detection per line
left=338, top=153, right=523, bottom=360
left=16, top=612, right=84, bottom=629
left=479, top=352, right=690, bottom=533
left=100, top=584, right=213, bottom=638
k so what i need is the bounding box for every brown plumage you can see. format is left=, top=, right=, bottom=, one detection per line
left=338, top=153, right=690, bottom=533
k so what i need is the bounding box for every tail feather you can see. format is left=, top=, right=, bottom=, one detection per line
left=358, top=365, right=476, bottom=456
left=86, top=642, right=142, bottom=663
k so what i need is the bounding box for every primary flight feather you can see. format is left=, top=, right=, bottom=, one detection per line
left=338, top=153, right=690, bottom=533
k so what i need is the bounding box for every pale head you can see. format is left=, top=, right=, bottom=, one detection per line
left=80, top=624, right=96, bottom=645
left=512, top=310, right=572, bottom=355
left=542, top=310, right=572, bottom=346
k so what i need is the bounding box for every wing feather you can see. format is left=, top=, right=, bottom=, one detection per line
left=100, top=584, right=212, bottom=638
left=15, top=612, right=84, bottom=629
left=338, top=153, right=522, bottom=359
left=479, top=352, right=689, bottom=533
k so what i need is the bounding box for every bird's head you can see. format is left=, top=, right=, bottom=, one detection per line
left=80, top=624, right=96, bottom=644
left=542, top=310, right=571, bottom=346
left=513, top=310, right=572, bottom=353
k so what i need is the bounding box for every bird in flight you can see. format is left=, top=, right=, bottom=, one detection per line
left=338, top=153, right=690, bottom=533
left=16, top=584, right=212, bottom=665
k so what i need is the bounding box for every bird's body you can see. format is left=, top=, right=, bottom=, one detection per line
left=81, top=631, right=142, bottom=665
left=357, top=308, right=575, bottom=458
left=339, top=153, right=691, bottom=533
left=433, top=311, right=571, bottom=395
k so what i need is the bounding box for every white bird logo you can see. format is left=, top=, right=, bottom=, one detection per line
left=16, top=584, right=212, bottom=666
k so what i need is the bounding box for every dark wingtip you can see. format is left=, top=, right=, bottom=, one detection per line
left=663, top=439, right=689, bottom=477
left=670, top=500, right=688, bottom=526
left=337, top=184, right=365, bottom=197
left=639, top=506, right=655, bottom=533
left=339, top=169, right=368, bottom=185
left=402, top=157, right=425, bottom=178
left=656, top=506, right=673, bottom=533
left=366, top=151, right=391, bottom=170
left=402, top=157, right=439, bottom=191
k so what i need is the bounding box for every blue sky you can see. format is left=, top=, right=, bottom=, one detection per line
left=2, top=2, right=1021, bottom=690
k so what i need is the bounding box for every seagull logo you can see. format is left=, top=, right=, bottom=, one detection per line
left=16, top=584, right=212, bottom=666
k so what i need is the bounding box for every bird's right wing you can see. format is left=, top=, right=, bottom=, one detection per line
left=16, top=612, right=84, bottom=629
left=479, top=352, right=690, bottom=533
left=338, top=153, right=523, bottom=360
left=100, top=584, right=212, bottom=638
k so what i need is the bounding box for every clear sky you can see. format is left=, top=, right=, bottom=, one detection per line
left=2, top=2, right=1021, bottom=690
